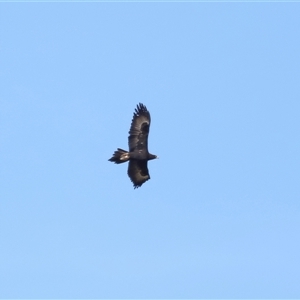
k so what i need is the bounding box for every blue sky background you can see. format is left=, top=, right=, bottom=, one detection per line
left=1, top=2, right=300, bottom=298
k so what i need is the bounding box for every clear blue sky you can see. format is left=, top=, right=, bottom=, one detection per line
left=1, top=2, right=300, bottom=298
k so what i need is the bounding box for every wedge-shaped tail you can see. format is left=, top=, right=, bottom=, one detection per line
left=108, top=148, right=130, bottom=164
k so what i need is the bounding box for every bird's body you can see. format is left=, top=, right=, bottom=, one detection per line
left=108, top=103, right=158, bottom=189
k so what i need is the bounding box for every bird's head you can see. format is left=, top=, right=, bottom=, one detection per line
left=149, top=154, right=158, bottom=160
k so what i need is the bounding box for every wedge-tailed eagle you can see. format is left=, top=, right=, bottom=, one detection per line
left=108, top=103, right=158, bottom=189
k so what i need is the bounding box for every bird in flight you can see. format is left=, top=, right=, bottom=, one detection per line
left=108, top=103, right=158, bottom=189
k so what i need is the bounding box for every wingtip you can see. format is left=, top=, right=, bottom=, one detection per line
left=136, top=103, right=147, bottom=112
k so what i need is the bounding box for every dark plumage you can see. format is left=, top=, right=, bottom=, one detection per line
left=108, top=103, right=158, bottom=189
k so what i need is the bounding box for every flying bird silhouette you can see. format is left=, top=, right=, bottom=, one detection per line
left=108, top=103, right=158, bottom=189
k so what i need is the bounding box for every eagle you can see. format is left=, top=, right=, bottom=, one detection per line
left=108, top=103, right=158, bottom=189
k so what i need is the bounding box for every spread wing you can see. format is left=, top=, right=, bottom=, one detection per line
left=128, top=103, right=151, bottom=152
left=128, top=159, right=150, bottom=189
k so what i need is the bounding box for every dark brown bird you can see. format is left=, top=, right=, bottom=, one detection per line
left=108, top=103, right=158, bottom=189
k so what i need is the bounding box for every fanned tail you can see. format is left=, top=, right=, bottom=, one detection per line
left=108, top=148, right=130, bottom=164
